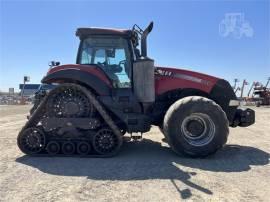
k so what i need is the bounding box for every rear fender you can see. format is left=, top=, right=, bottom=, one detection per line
left=41, top=69, right=111, bottom=95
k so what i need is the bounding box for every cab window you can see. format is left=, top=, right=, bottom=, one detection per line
left=79, top=37, right=131, bottom=88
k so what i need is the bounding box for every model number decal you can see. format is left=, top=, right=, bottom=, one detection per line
left=157, top=69, right=172, bottom=76
left=157, top=69, right=211, bottom=86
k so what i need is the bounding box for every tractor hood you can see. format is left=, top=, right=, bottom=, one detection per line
left=44, top=63, right=221, bottom=96
left=156, top=66, right=220, bottom=82
left=154, top=66, right=220, bottom=95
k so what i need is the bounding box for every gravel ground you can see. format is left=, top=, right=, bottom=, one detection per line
left=0, top=105, right=269, bottom=202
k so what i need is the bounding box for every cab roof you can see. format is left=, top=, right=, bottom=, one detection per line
left=76, top=27, right=132, bottom=39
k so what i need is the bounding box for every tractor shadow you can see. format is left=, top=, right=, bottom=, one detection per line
left=16, top=138, right=269, bottom=199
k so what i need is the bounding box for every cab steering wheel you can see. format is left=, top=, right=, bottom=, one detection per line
left=119, top=60, right=127, bottom=67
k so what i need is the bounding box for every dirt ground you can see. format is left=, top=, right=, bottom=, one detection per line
left=0, top=105, right=269, bottom=202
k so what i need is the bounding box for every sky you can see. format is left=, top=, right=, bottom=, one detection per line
left=0, top=0, right=269, bottom=96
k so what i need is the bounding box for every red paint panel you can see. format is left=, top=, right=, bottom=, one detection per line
left=47, top=64, right=112, bottom=87
left=47, top=65, right=219, bottom=96
left=155, top=67, right=219, bottom=95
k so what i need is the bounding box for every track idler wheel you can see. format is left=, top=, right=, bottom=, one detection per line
left=46, top=141, right=60, bottom=155
left=62, top=141, right=76, bottom=155
left=77, top=141, right=91, bottom=156
left=17, top=127, right=46, bottom=155
left=93, top=128, right=122, bottom=156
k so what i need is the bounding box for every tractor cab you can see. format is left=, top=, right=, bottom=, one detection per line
left=76, top=22, right=155, bottom=104
left=76, top=30, right=133, bottom=88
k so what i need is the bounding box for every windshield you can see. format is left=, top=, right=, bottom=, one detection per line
left=78, top=37, right=131, bottom=88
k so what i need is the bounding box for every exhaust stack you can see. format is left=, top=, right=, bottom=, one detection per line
left=141, top=22, right=154, bottom=57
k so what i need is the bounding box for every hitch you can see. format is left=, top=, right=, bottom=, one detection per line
left=130, top=132, right=143, bottom=141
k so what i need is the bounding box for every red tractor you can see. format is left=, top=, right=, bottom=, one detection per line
left=17, top=22, right=255, bottom=157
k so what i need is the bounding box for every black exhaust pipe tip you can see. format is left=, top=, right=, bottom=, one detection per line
left=141, top=21, right=154, bottom=57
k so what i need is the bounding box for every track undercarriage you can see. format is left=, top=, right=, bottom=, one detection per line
left=17, top=84, right=123, bottom=157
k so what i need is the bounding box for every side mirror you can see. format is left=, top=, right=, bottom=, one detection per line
left=49, top=61, right=60, bottom=67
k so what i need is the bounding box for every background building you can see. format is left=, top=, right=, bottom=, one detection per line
left=19, top=84, right=40, bottom=97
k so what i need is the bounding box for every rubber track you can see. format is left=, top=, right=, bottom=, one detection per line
left=18, top=83, right=123, bottom=157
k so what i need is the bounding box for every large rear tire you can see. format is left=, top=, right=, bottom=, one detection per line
left=163, top=96, right=229, bottom=157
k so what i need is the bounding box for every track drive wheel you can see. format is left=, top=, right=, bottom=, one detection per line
left=46, top=84, right=94, bottom=118
left=93, top=128, right=122, bottom=156
left=17, top=127, right=46, bottom=155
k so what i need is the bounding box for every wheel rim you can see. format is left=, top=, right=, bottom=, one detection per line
left=46, top=141, right=60, bottom=155
left=93, top=129, right=120, bottom=155
left=181, top=113, right=215, bottom=146
left=77, top=142, right=91, bottom=155
left=18, top=127, right=46, bottom=154
left=62, top=142, right=75, bottom=154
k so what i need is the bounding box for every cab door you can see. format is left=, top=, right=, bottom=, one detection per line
left=106, top=46, right=142, bottom=114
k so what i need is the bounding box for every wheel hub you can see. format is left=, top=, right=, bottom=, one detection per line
left=27, top=134, right=40, bottom=146
left=64, top=101, right=79, bottom=115
left=181, top=113, right=215, bottom=146
left=62, top=142, right=75, bottom=154
left=79, top=144, right=88, bottom=152
left=93, top=128, right=120, bottom=155
left=77, top=142, right=91, bottom=155
left=99, top=135, right=114, bottom=148
left=49, top=144, right=58, bottom=152
left=186, top=120, right=205, bottom=137
left=46, top=141, right=60, bottom=155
